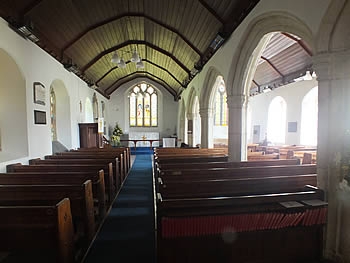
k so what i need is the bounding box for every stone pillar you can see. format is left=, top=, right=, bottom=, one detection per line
left=199, top=108, right=213, bottom=148
left=227, top=93, right=246, bottom=161
left=186, top=113, right=194, bottom=147
left=313, top=50, right=350, bottom=262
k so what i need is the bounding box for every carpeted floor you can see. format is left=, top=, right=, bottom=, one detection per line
left=84, top=153, right=156, bottom=263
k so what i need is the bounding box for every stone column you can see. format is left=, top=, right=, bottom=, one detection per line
left=186, top=113, right=194, bottom=147
left=313, top=50, right=350, bottom=261
left=227, top=93, right=246, bottom=161
left=199, top=107, right=213, bottom=148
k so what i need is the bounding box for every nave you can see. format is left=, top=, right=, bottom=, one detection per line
left=84, top=153, right=155, bottom=262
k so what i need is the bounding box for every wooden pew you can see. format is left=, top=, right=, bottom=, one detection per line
left=0, top=198, right=75, bottom=263
left=158, top=164, right=317, bottom=180
left=159, top=174, right=317, bottom=199
left=7, top=163, right=115, bottom=205
left=48, top=152, right=126, bottom=186
left=156, top=186, right=327, bottom=263
left=0, top=181, right=95, bottom=249
left=156, top=158, right=301, bottom=173
left=155, top=156, right=229, bottom=165
left=74, top=147, right=131, bottom=171
left=0, top=171, right=106, bottom=221
left=29, top=157, right=119, bottom=199
left=68, top=148, right=129, bottom=177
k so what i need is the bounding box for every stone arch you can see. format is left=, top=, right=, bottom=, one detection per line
left=186, top=87, right=200, bottom=146
left=316, top=0, right=349, bottom=53
left=227, top=11, right=315, bottom=97
left=186, top=86, right=198, bottom=118
left=50, top=79, right=72, bottom=149
left=225, top=11, right=314, bottom=161
left=0, top=48, right=28, bottom=162
left=200, top=66, right=224, bottom=109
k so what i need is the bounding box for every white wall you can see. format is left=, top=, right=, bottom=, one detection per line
left=0, top=18, right=108, bottom=172
left=248, top=78, right=318, bottom=145
left=106, top=77, right=178, bottom=140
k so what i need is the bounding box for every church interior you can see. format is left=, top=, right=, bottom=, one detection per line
left=0, top=0, right=350, bottom=262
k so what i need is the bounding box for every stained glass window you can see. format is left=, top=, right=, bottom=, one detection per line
left=129, top=83, right=158, bottom=127
left=214, top=84, right=228, bottom=126
left=50, top=88, right=57, bottom=141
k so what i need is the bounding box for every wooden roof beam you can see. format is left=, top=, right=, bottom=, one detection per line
left=198, top=0, right=225, bottom=25
left=260, top=56, right=284, bottom=77
left=81, top=40, right=191, bottom=75
left=105, top=72, right=177, bottom=99
left=282, top=32, right=313, bottom=56
left=95, top=59, right=185, bottom=88
left=61, top=13, right=202, bottom=57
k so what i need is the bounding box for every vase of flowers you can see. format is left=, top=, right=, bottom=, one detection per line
left=111, top=122, right=123, bottom=146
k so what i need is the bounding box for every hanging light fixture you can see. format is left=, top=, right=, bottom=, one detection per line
left=118, top=58, right=126, bottom=68
left=303, top=70, right=313, bottom=81
left=110, top=51, right=121, bottom=64
left=136, top=57, right=144, bottom=69
left=111, top=49, right=143, bottom=69
left=130, top=49, right=140, bottom=63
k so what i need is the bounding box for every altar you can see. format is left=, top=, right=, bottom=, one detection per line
left=122, top=132, right=160, bottom=149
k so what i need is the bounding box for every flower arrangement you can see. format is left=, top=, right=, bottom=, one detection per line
left=111, top=122, right=123, bottom=146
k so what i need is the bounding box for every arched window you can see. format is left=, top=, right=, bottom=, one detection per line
left=85, top=98, right=93, bottom=123
left=301, top=87, right=318, bottom=146
left=129, top=83, right=158, bottom=127
left=92, top=93, right=99, bottom=122
left=50, top=88, right=57, bottom=141
left=267, top=96, right=287, bottom=144
left=214, top=84, right=228, bottom=126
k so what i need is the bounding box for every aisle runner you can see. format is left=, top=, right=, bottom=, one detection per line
left=84, top=154, right=155, bottom=262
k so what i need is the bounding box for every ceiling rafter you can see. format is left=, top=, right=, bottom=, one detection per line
left=198, top=0, right=225, bottom=25
left=261, top=56, right=284, bottom=77
left=95, top=59, right=184, bottom=88
left=221, top=0, right=259, bottom=36
left=61, top=12, right=202, bottom=57
left=106, top=72, right=177, bottom=99
left=252, top=79, right=260, bottom=88
left=20, top=0, right=44, bottom=17
left=81, top=40, right=191, bottom=75
left=282, top=32, right=313, bottom=56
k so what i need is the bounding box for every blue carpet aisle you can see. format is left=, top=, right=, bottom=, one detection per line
left=84, top=151, right=156, bottom=263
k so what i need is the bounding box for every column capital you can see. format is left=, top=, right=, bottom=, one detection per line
left=226, top=94, right=246, bottom=109
left=313, top=50, right=350, bottom=81
left=199, top=107, right=213, bottom=118
left=186, top=112, right=194, bottom=120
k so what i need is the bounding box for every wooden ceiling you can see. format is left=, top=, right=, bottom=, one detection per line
left=0, top=0, right=260, bottom=100
left=250, top=32, right=313, bottom=96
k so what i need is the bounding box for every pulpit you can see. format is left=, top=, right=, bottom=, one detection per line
left=78, top=123, right=102, bottom=148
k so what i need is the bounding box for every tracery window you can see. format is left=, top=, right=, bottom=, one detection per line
left=129, top=83, right=157, bottom=127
